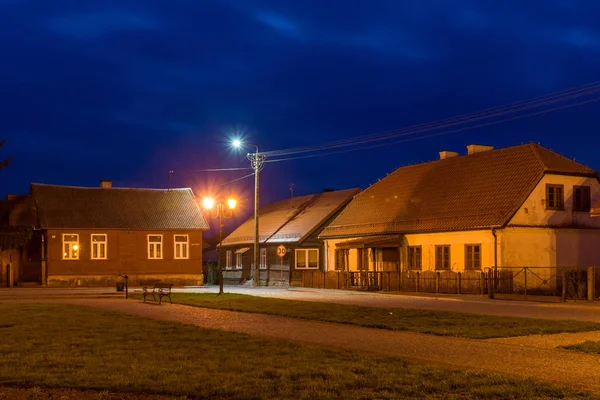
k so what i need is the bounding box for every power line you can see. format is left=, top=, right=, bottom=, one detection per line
left=219, top=172, right=255, bottom=187
left=260, top=80, right=600, bottom=158
left=264, top=96, right=600, bottom=163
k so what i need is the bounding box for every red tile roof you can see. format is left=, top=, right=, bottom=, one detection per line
left=31, top=183, right=209, bottom=229
left=221, top=188, right=360, bottom=246
left=320, top=143, right=598, bottom=239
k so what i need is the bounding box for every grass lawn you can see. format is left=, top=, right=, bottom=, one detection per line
left=0, top=303, right=597, bottom=400
left=561, top=341, right=600, bottom=355
left=131, top=293, right=600, bottom=339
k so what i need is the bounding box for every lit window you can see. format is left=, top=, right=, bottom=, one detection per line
left=408, top=246, right=422, bottom=270
left=435, top=245, right=450, bottom=270
left=91, top=234, right=107, bottom=260
left=465, top=244, right=481, bottom=270
left=260, top=248, right=267, bottom=269
left=226, top=251, right=232, bottom=269
left=573, top=186, right=591, bottom=212
left=148, top=235, right=163, bottom=259
left=335, top=249, right=349, bottom=270
left=174, top=235, right=189, bottom=259
left=546, top=184, right=564, bottom=210
left=63, top=234, right=79, bottom=260
left=295, top=249, right=319, bottom=269
left=236, top=253, right=243, bottom=269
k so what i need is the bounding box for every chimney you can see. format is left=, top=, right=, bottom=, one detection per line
left=467, top=144, right=494, bottom=155
left=439, top=151, right=459, bottom=160
left=100, top=180, right=112, bottom=188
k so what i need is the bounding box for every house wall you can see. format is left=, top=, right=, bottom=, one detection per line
left=510, top=174, right=600, bottom=227
left=46, top=229, right=204, bottom=287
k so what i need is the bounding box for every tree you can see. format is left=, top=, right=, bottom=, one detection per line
left=0, top=139, right=13, bottom=171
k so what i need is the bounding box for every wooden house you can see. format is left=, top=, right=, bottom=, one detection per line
left=0, top=181, right=209, bottom=287
left=219, top=188, right=360, bottom=285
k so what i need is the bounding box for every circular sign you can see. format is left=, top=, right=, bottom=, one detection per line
left=276, top=245, right=287, bottom=257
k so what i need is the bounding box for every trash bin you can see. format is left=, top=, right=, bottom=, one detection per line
left=116, top=282, right=125, bottom=292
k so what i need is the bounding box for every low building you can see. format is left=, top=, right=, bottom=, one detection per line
left=0, top=181, right=209, bottom=287
left=592, top=201, right=600, bottom=217
left=220, top=188, right=360, bottom=285
left=319, top=143, right=600, bottom=273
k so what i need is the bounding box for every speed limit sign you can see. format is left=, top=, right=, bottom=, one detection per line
left=276, top=245, right=287, bottom=257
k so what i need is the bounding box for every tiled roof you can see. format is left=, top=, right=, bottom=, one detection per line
left=31, top=183, right=209, bottom=230
left=592, top=200, right=600, bottom=217
left=320, top=143, right=598, bottom=239
left=221, top=188, right=360, bottom=246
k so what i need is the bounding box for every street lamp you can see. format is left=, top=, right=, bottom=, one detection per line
left=203, top=196, right=237, bottom=295
left=232, top=139, right=265, bottom=286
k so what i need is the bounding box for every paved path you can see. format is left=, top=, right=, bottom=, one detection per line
left=4, top=286, right=600, bottom=322
left=23, top=298, right=600, bottom=394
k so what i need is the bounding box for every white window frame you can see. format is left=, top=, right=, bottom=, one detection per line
left=62, top=234, right=79, bottom=260
left=260, top=248, right=267, bottom=269
left=147, top=234, right=163, bottom=259
left=225, top=250, right=232, bottom=270
left=90, top=234, right=107, bottom=260
left=174, top=234, right=189, bottom=259
left=295, top=248, right=319, bottom=269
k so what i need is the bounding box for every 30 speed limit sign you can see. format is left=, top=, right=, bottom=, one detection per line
left=276, top=245, right=287, bottom=257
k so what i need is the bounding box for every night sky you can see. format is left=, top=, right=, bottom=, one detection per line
left=2, top=0, right=600, bottom=226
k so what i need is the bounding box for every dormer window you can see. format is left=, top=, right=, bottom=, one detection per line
left=546, top=184, right=564, bottom=210
left=573, top=186, right=591, bottom=212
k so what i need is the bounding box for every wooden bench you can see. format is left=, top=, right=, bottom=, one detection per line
left=142, top=283, right=173, bottom=304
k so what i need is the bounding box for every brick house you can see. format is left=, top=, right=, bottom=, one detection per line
left=0, top=181, right=209, bottom=287
left=220, top=188, right=360, bottom=285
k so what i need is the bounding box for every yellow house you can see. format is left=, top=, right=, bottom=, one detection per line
left=319, top=143, right=600, bottom=273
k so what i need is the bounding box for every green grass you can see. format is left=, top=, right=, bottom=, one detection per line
left=131, top=293, right=600, bottom=339
left=561, top=341, right=600, bottom=354
left=0, top=303, right=596, bottom=400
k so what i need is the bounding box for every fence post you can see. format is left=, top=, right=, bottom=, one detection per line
left=436, top=271, right=440, bottom=294
left=524, top=267, right=528, bottom=301
left=488, top=269, right=494, bottom=299
left=457, top=272, right=461, bottom=295
left=588, top=267, right=594, bottom=301
left=416, top=271, right=420, bottom=292
left=562, top=268, right=567, bottom=303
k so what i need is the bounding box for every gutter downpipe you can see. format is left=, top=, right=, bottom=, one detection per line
left=489, top=228, right=498, bottom=299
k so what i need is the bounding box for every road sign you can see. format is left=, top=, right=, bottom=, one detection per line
left=276, top=245, right=287, bottom=257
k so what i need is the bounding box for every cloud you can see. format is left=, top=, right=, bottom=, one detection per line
left=45, top=10, right=160, bottom=39
left=253, top=10, right=304, bottom=40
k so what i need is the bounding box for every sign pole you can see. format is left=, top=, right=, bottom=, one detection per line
left=277, top=245, right=287, bottom=284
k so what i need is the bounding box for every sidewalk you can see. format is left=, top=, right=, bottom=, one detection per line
left=31, top=298, right=600, bottom=394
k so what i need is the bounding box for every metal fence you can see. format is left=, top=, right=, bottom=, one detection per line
left=290, top=267, right=600, bottom=301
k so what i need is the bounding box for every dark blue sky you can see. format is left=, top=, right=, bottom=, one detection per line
left=2, top=0, right=600, bottom=223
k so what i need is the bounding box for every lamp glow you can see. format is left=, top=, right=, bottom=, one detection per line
left=203, top=197, right=215, bottom=210
left=227, top=198, right=237, bottom=210
left=232, top=139, right=242, bottom=148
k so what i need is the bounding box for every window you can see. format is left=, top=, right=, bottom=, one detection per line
left=573, top=186, right=591, bottom=212
left=235, top=253, right=243, bottom=269
left=226, top=250, right=232, bottom=269
left=295, top=249, right=319, bottom=269
left=147, top=235, right=163, bottom=259
left=546, top=184, right=564, bottom=210
left=260, top=248, right=267, bottom=269
left=335, top=249, right=349, bottom=270
left=435, top=245, right=450, bottom=270
left=174, top=235, right=189, bottom=259
left=62, top=234, right=79, bottom=260
left=465, top=244, right=481, bottom=270
left=91, top=234, right=107, bottom=260
left=408, top=246, right=422, bottom=270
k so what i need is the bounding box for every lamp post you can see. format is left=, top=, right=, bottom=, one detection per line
left=203, top=196, right=237, bottom=295
left=232, top=140, right=265, bottom=287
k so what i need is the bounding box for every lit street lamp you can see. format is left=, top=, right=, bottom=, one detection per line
left=232, top=139, right=265, bottom=286
left=203, top=196, right=237, bottom=295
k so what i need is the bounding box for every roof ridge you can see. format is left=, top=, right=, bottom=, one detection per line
left=30, top=183, right=192, bottom=192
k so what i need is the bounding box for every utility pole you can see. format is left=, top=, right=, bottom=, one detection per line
left=248, top=148, right=265, bottom=286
